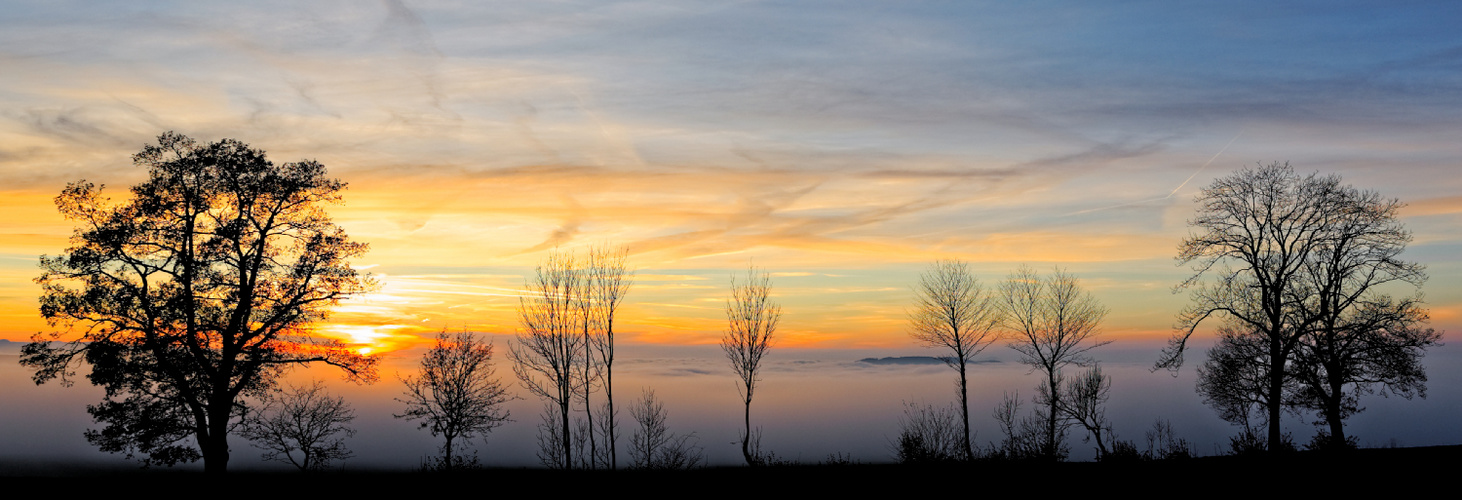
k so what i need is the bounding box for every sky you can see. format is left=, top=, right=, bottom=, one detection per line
left=1, top=1, right=1460, bottom=468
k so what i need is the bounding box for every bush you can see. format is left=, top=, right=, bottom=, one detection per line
left=1305, top=431, right=1358, bottom=453
left=628, top=390, right=705, bottom=470
left=1227, top=429, right=1296, bottom=456
left=823, top=452, right=857, bottom=466
left=1100, top=440, right=1143, bottom=462
left=991, top=392, right=1056, bottom=461
left=420, top=453, right=481, bottom=472
left=895, top=401, right=963, bottom=463
left=1144, top=419, right=1194, bottom=460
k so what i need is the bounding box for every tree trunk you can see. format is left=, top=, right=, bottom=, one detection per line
left=1093, top=427, right=1109, bottom=459
left=444, top=434, right=455, bottom=468
left=1326, top=372, right=1348, bottom=449
left=1046, top=369, right=1059, bottom=460
left=584, top=373, right=596, bottom=469
left=560, top=400, right=573, bottom=469
left=742, top=395, right=754, bottom=466
left=1267, top=337, right=1285, bottom=452
left=958, top=359, right=972, bottom=461
left=201, top=444, right=229, bottom=474
left=201, top=404, right=232, bottom=474
left=606, top=364, right=617, bottom=469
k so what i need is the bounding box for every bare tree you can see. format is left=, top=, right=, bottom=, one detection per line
left=1293, top=298, right=1439, bottom=449
left=628, top=389, right=703, bottom=470
left=1196, top=320, right=1289, bottom=436
left=533, top=403, right=588, bottom=469
left=894, top=401, right=963, bottom=463
left=1158, top=163, right=1338, bottom=451
left=241, top=380, right=357, bottom=472
left=1062, top=365, right=1114, bottom=459
left=571, top=254, right=600, bottom=469
left=592, top=401, right=617, bottom=468
left=1158, top=162, right=1440, bottom=451
left=514, top=247, right=635, bottom=470
left=1143, top=419, right=1194, bottom=460
left=512, top=250, right=586, bottom=469
left=587, top=245, right=633, bottom=468
left=1289, top=185, right=1438, bottom=449
left=992, top=390, right=1044, bottom=460
left=907, top=259, right=1002, bottom=461
left=722, top=266, right=780, bottom=466
left=396, top=330, right=514, bottom=469
left=1000, top=266, right=1109, bottom=460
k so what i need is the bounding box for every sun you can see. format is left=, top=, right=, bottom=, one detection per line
left=315, top=323, right=427, bottom=355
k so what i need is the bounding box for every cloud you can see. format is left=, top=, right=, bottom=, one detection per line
left=1403, top=196, right=1462, bottom=217
left=3, top=1, right=1461, bottom=351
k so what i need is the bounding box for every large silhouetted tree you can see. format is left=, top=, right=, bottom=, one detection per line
left=1292, top=298, right=1438, bottom=449
left=397, top=330, right=514, bottom=468
left=1158, top=163, right=1332, bottom=450
left=1000, top=266, right=1109, bottom=460
left=1288, top=184, right=1438, bottom=449
left=908, top=259, right=1002, bottom=461
left=722, top=266, right=780, bottom=466
left=21, top=132, right=376, bottom=474
left=1158, top=162, right=1439, bottom=451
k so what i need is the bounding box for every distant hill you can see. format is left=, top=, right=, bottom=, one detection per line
left=857, top=356, right=1003, bottom=366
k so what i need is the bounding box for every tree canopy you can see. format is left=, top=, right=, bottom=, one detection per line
left=908, top=259, right=1002, bottom=461
left=1160, top=162, right=1438, bottom=451
left=397, top=330, right=514, bottom=468
left=723, top=265, right=780, bottom=466
left=22, top=132, right=376, bottom=473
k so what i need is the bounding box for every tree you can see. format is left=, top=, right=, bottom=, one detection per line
left=999, top=266, right=1109, bottom=460
left=396, top=330, right=514, bottom=468
left=586, top=246, right=633, bottom=469
left=1158, top=162, right=1439, bottom=451
left=572, top=245, right=633, bottom=469
left=1158, top=163, right=1337, bottom=450
left=722, top=266, right=780, bottom=466
left=571, top=253, right=601, bottom=469
left=512, top=250, right=586, bottom=469
left=512, top=247, right=634, bottom=470
left=21, top=132, right=376, bottom=473
left=533, top=402, right=591, bottom=469
left=628, top=389, right=704, bottom=470
left=1142, top=419, right=1194, bottom=460
left=1294, top=297, right=1439, bottom=448
left=907, top=259, right=1002, bottom=461
left=992, top=390, right=1044, bottom=460
left=894, top=401, right=962, bottom=463
left=240, top=380, right=357, bottom=472
left=1288, top=184, right=1438, bottom=449
left=1062, top=365, right=1115, bottom=459
left=1195, top=321, right=1289, bottom=435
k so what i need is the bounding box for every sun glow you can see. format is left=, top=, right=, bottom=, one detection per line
left=316, top=323, right=427, bottom=355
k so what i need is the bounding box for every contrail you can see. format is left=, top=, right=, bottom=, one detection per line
left=1167, top=129, right=1243, bottom=198
left=1067, top=129, right=1244, bottom=216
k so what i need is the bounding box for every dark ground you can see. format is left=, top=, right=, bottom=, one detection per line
left=2, top=445, right=1455, bottom=494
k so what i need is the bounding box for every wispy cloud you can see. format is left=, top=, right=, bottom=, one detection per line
left=2, top=1, right=1459, bottom=347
